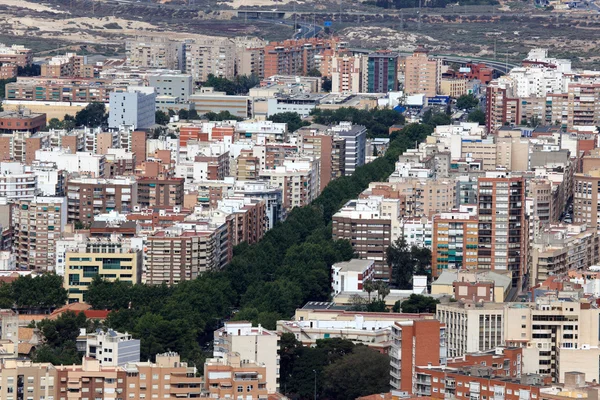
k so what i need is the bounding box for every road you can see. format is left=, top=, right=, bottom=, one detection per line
left=263, top=19, right=322, bottom=39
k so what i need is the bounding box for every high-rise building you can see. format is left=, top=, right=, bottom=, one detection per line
left=331, top=54, right=362, bottom=94
left=331, top=122, right=367, bottom=176
left=184, top=38, right=236, bottom=81
left=148, top=73, right=193, bottom=102
left=477, top=176, right=526, bottom=288
left=12, top=197, right=67, bottom=271
left=259, top=158, right=320, bottom=212
left=366, top=51, right=399, bottom=93
left=213, top=321, right=280, bottom=394
left=66, top=176, right=138, bottom=225
left=125, top=37, right=184, bottom=70
left=431, top=212, right=479, bottom=278
left=574, top=171, right=600, bottom=229
left=404, top=47, right=441, bottom=97
left=486, top=82, right=522, bottom=134
left=204, top=353, right=269, bottom=399
left=263, top=38, right=344, bottom=77
left=137, top=177, right=184, bottom=208
left=389, top=320, right=447, bottom=393
left=108, top=87, right=156, bottom=129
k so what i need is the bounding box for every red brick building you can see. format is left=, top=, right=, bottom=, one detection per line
left=0, top=110, right=46, bottom=134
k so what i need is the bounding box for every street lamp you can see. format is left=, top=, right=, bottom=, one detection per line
left=313, top=369, right=317, bottom=400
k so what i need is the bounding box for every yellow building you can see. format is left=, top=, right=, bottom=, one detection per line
left=64, top=238, right=142, bottom=303
left=440, top=78, right=468, bottom=98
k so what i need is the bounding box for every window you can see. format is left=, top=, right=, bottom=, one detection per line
left=237, top=386, right=244, bottom=393
left=247, top=385, right=253, bottom=391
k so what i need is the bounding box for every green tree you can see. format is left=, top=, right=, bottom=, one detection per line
left=467, top=109, right=486, bottom=125
left=323, top=346, right=390, bottom=399
left=178, top=109, right=189, bottom=120
left=455, top=94, right=479, bottom=110
left=12, top=274, right=68, bottom=310
left=398, top=294, right=440, bottom=313
left=32, top=311, right=89, bottom=365
left=0, top=282, right=13, bottom=308
left=386, top=237, right=415, bottom=289
left=322, top=77, right=332, bottom=92
left=203, top=74, right=260, bottom=95
left=204, top=111, right=243, bottom=122
left=75, top=102, right=107, bottom=127
left=155, top=110, right=170, bottom=125
left=267, top=112, right=310, bottom=133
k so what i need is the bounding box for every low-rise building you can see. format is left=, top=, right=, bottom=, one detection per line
left=331, top=259, right=375, bottom=295
left=84, top=329, right=140, bottom=367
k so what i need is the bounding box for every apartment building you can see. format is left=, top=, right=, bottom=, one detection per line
left=259, top=158, right=320, bottom=212
left=389, top=320, right=447, bottom=393
left=217, top=197, right=267, bottom=245
left=440, top=78, right=468, bottom=98
left=366, top=51, right=399, bottom=93
left=213, top=322, right=279, bottom=394
left=0, top=359, right=57, bottom=400
left=41, top=53, right=88, bottom=78
left=387, top=179, right=456, bottom=218
left=431, top=270, right=512, bottom=302
left=85, top=329, right=141, bottom=367
left=486, top=82, right=522, bottom=133
left=55, top=357, right=127, bottom=400
left=66, top=176, right=138, bottom=225
left=413, top=363, right=540, bottom=400
left=237, top=47, right=265, bottom=77
left=5, top=80, right=123, bottom=103
left=567, top=84, right=600, bottom=129
left=331, top=54, right=362, bottom=94
left=144, top=225, right=217, bottom=285
left=331, top=122, right=367, bottom=175
left=0, top=162, right=37, bottom=200
left=35, top=149, right=106, bottom=177
left=529, top=224, right=599, bottom=286
left=574, top=171, right=600, bottom=229
left=184, top=38, right=236, bottom=81
left=125, top=37, right=184, bottom=70
left=0, top=109, right=46, bottom=134
left=477, top=177, right=526, bottom=288
left=299, top=130, right=336, bottom=191
left=204, top=353, right=269, bottom=400
left=108, top=87, right=156, bottom=129
left=404, top=47, right=441, bottom=97
left=331, top=259, right=375, bottom=295
left=233, top=181, right=283, bottom=230
left=122, top=352, right=202, bottom=399
left=263, top=38, right=342, bottom=77
left=332, top=197, right=400, bottom=279
left=504, top=298, right=600, bottom=383
left=431, top=212, right=479, bottom=278
left=64, top=237, right=143, bottom=303
left=137, top=177, right=184, bottom=208
left=189, top=89, right=252, bottom=119
left=436, top=302, right=505, bottom=359
left=12, top=197, right=67, bottom=271
left=0, top=44, right=32, bottom=67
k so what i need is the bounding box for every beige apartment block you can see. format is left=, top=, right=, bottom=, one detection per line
left=0, top=359, right=57, bottom=399
left=504, top=299, right=600, bottom=383
left=213, top=322, right=279, bottom=394
left=331, top=54, right=362, bottom=94
left=184, top=38, right=236, bottom=81
left=440, top=78, right=468, bottom=98
left=574, top=171, right=600, bottom=229
left=204, top=353, right=269, bottom=400
left=404, top=47, right=441, bottom=97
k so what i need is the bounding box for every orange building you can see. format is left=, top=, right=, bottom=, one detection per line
left=204, top=353, right=269, bottom=399
left=431, top=212, right=479, bottom=277
left=0, top=110, right=46, bottom=134
left=263, top=37, right=343, bottom=77
left=127, top=206, right=191, bottom=230
left=179, top=125, right=202, bottom=147
left=390, top=320, right=446, bottom=394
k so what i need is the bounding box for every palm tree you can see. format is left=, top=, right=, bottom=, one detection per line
left=363, top=279, right=375, bottom=303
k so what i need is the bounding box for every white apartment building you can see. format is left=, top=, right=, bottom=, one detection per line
left=35, top=149, right=106, bottom=177
left=331, top=259, right=375, bottom=295
left=85, top=329, right=141, bottom=367
left=436, top=301, right=505, bottom=359
left=108, top=87, right=156, bottom=129
left=213, top=322, right=279, bottom=394
left=330, top=122, right=367, bottom=176
left=0, top=162, right=37, bottom=200
left=125, top=37, right=184, bottom=70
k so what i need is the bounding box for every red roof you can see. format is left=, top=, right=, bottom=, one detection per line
left=83, top=310, right=110, bottom=319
